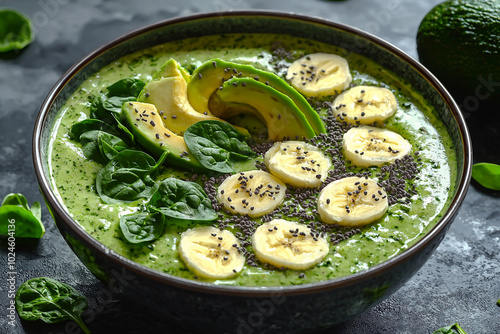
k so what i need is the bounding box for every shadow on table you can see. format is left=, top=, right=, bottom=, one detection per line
left=463, top=100, right=500, bottom=196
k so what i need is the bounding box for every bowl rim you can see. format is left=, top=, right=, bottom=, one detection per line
left=33, top=9, right=472, bottom=297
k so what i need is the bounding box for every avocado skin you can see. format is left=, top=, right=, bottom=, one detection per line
left=417, top=0, right=500, bottom=107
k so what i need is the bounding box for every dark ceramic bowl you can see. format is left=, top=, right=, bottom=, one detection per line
left=33, top=11, right=472, bottom=333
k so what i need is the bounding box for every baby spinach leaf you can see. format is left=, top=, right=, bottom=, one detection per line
left=89, top=77, right=145, bottom=144
left=69, top=119, right=117, bottom=141
left=184, top=120, right=255, bottom=173
left=107, top=78, right=145, bottom=97
left=79, top=130, right=130, bottom=163
left=91, top=78, right=145, bottom=117
left=184, top=136, right=233, bottom=173
left=1, top=192, right=29, bottom=209
left=96, top=150, right=168, bottom=204
left=15, top=277, right=90, bottom=334
left=148, top=178, right=217, bottom=221
left=0, top=193, right=44, bottom=238
left=98, top=132, right=129, bottom=161
left=114, top=113, right=135, bottom=143
left=30, top=201, right=42, bottom=222
left=90, top=95, right=114, bottom=123
left=433, top=323, right=467, bottom=334
left=472, top=163, right=500, bottom=191
left=90, top=96, right=135, bottom=143
left=102, top=96, right=136, bottom=114
left=0, top=9, right=33, bottom=53
left=186, top=120, right=255, bottom=159
left=119, top=211, right=165, bottom=243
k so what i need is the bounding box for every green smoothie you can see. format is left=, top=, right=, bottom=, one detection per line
left=48, top=33, right=456, bottom=286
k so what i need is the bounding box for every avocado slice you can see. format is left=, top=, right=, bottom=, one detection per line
left=121, top=101, right=203, bottom=170
left=214, top=77, right=316, bottom=141
left=138, top=59, right=249, bottom=136
left=187, top=58, right=326, bottom=135
left=153, top=58, right=191, bottom=81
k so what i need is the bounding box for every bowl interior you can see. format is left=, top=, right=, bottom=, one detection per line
left=34, top=11, right=471, bottom=294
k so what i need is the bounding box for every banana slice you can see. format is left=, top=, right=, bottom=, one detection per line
left=317, top=176, right=388, bottom=227
left=179, top=226, right=245, bottom=279
left=251, top=219, right=329, bottom=270
left=264, top=141, right=331, bottom=188
left=217, top=170, right=286, bottom=218
left=343, top=125, right=412, bottom=167
left=286, top=53, right=352, bottom=97
left=332, top=85, right=397, bottom=124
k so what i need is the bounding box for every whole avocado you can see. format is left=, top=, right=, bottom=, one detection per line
left=417, top=0, right=500, bottom=110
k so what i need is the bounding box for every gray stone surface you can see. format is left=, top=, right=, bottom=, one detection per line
left=1, top=0, right=499, bottom=333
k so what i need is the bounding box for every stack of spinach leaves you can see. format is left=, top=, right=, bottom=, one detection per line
left=69, top=78, right=145, bottom=163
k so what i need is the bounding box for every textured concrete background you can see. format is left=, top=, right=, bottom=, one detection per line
left=1, top=0, right=499, bottom=333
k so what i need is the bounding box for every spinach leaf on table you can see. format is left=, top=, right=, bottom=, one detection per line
left=0, top=9, right=33, bottom=53
left=148, top=178, right=217, bottom=221
left=2, top=193, right=41, bottom=221
left=2, top=192, right=30, bottom=209
left=433, top=323, right=467, bottom=334
left=96, top=150, right=168, bottom=204
left=119, top=211, right=165, bottom=243
left=184, top=120, right=255, bottom=173
left=472, top=162, right=500, bottom=191
left=15, top=277, right=91, bottom=334
left=0, top=193, right=44, bottom=238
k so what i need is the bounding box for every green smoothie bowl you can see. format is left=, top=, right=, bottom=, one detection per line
left=33, top=11, right=471, bottom=333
